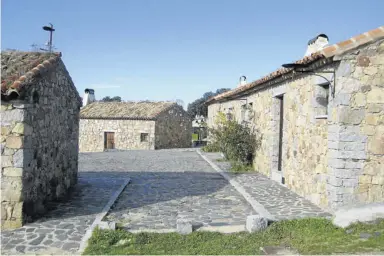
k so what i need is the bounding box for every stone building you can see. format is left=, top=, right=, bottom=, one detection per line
left=79, top=97, right=191, bottom=151
left=1, top=51, right=81, bottom=229
left=206, top=26, right=384, bottom=211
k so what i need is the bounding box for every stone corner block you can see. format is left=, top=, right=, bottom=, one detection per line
left=246, top=214, right=268, bottom=233
left=332, top=202, right=384, bottom=228
left=176, top=219, right=193, bottom=234
left=98, top=221, right=116, bottom=230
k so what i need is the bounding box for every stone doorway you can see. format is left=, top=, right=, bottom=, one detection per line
left=104, top=132, right=115, bottom=150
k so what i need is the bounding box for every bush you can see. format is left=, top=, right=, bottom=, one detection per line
left=202, top=142, right=220, bottom=152
left=208, top=112, right=259, bottom=165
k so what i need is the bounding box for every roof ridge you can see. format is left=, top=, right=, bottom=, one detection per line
left=207, top=25, right=384, bottom=104
left=1, top=52, right=62, bottom=96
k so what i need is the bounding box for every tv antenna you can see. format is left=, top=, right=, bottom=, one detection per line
left=42, top=23, right=55, bottom=52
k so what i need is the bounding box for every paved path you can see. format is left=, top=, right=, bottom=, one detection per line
left=202, top=151, right=331, bottom=220
left=80, top=150, right=256, bottom=231
left=1, top=148, right=331, bottom=254
left=1, top=176, right=125, bottom=255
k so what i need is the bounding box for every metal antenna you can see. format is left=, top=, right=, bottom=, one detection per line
left=42, top=23, right=55, bottom=52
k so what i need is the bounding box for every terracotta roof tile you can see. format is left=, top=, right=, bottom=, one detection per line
left=206, top=25, right=384, bottom=104
left=80, top=101, right=177, bottom=120
left=1, top=51, right=62, bottom=98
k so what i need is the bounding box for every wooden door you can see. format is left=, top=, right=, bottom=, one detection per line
left=104, top=132, right=115, bottom=149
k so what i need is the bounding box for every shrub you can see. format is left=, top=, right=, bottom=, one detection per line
left=208, top=112, right=260, bottom=165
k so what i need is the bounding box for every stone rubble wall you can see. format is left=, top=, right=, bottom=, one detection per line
left=154, top=104, right=192, bottom=149
left=1, top=59, right=81, bottom=230
left=326, top=39, right=384, bottom=209
left=79, top=119, right=156, bottom=152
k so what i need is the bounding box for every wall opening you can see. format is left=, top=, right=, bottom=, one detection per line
left=277, top=95, right=284, bottom=172
left=104, top=132, right=115, bottom=150
left=140, top=133, right=149, bottom=142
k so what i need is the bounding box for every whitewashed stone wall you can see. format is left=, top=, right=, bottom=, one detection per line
left=1, top=59, right=80, bottom=229
left=79, top=119, right=156, bottom=152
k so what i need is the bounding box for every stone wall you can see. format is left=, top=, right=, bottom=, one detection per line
left=1, top=59, right=80, bottom=229
left=207, top=73, right=329, bottom=207
left=155, top=104, right=192, bottom=149
left=207, top=39, right=384, bottom=210
left=326, top=39, right=384, bottom=209
left=79, top=119, right=156, bottom=152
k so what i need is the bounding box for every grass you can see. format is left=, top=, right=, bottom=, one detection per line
left=230, top=161, right=254, bottom=173
left=83, top=218, right=384, bottom=255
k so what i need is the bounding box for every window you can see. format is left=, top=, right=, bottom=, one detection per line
left=241, top=104, right=246, bottom=121
left=315, top=83, right=330, bottom=117
left=140, top=133, right=149, bottom=142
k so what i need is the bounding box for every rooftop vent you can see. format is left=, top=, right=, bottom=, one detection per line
left=305, top=34, right=329, bottom=56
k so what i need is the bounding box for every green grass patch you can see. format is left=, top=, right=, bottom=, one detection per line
left=84, top=218, right=384, bottom=255
left=230, top=161, right=254, bottom=173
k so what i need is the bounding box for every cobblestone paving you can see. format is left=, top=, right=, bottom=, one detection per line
left=80, top=149, right=256, bottom=231
left=202, top=152, right=332, bottom=220
left=1, top=176, right=124, bottom=255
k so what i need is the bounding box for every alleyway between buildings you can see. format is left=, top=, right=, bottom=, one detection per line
left=1, top=149, right=330, bottom=255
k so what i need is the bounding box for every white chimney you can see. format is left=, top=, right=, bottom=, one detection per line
left=305, top=34, right=329, bottom=56
left=82, top=88, right=96, bottom=107
left=237, top=76, right=247, bottom=88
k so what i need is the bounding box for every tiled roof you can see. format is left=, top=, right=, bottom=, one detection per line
left=1, top=51, right=62, bottom=98
left=206, top=26, right=384, bottom=104
left=80, top=101, right=177, bottom=120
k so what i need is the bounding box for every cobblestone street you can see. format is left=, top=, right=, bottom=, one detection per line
left=1, top=176, right=124, bottom=255
left=1, top=149, right=331, bottom=255
left=80, top=150, right=256, bottom=231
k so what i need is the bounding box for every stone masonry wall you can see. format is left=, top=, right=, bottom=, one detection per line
left=155, top=104, right=192, bottom=149
left=326, top=39, right=384, bottom=209
left=207, top=74, right=329, bottom=207
left=79, top=119, right=156, bottom=152
left=1, top=59, right=80, bottom=229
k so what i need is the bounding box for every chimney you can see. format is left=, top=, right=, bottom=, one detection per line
left=305, top=34, right=329, bottom=56
left=82, top=88, right=95, bottom=107
left=237, top=76, right=247, bottom=88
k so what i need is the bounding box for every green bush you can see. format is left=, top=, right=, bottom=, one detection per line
left=208, top=112, right=260, bottom=165
left=202, top=142, right=220, bottom=152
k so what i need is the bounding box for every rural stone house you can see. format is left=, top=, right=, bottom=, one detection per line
left=206, top=26, right=384, bottom=211
left=1, top=51, right=81, bottom=230
left=79, top=93, right=191, bottom=151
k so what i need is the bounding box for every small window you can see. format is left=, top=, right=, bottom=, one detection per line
left=241, top=104, right=246, bottom=121
left=140, top=133, right=149, bottom=142
left=315, top=83, right=329, bottom=116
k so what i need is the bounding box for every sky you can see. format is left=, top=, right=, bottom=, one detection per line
left=1, top=0, right=383, bottom=108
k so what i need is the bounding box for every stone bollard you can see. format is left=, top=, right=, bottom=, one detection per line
left=176, top=219, right=193, bottom=234
left=98, top=221, right=116, bottom=230
left=246, top=215, right=268, bottom=233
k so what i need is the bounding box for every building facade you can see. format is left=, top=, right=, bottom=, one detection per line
left=1, top=51, right=81, bottom=229
left=79, top=100, right=191, bottom=152
left=206, top=26, right=384, bottom=211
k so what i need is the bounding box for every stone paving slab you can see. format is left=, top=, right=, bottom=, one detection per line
left=79, top=150, right=256, bottom=231
left=1, top=175, right=125, bottom=255
left=202, top=152, right=332, bottom=220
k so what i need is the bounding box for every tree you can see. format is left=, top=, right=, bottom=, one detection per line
left=101, top=96, right=122, bottom=102
left=187, top=88, right=231, bottom=118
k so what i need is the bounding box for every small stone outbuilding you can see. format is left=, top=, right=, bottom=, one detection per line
left=79, top=100, right=191, bottom=151
left=1, top=51, right=81, bottom=229
left=206, top=26, right=384, bottom=211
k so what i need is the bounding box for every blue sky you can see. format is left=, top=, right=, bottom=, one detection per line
left=2, top=0, right=383, bottom=107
